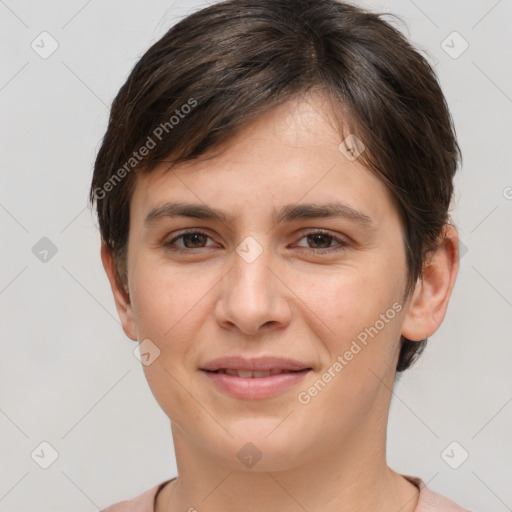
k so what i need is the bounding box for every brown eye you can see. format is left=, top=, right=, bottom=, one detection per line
left=180, top=232, right=208, bottom=248
left=295, top=230, right=349, bottom=252
left=306, top=233, right=334, bottom=249
left=165, top=230, right=216, bottom=251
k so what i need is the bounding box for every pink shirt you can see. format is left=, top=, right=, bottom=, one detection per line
left=102, top=475, right=472, bottom=511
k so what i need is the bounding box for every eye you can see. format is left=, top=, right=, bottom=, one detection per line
left=163, top=229, right=349, bottom=253
left=165, top=230, right=217, bottom=251
left=294, top=230, right=349, bottom=252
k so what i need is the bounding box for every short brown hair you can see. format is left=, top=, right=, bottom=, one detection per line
left=89, top=0, right=461, bottom=372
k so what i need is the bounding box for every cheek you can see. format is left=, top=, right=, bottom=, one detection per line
left=315, top=266, right=403, bottom=332
left=130, top=255, right=208, bottom=339
left=298, top=270, right=405, bottom=428
left=304, top=260, right=406, bottom=379
left=130, top=260, right=210, bottom=422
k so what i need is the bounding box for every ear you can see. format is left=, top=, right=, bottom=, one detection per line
left=100, top=241, right=138, bottom=341
left=401, top=225, right=460, bottom=341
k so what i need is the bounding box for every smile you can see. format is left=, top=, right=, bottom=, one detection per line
left=210, top=368, right=303, bottom=378
left=201, top=368, right=311, bottom=400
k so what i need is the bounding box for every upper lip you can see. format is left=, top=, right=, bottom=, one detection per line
left=200, top=356, right=312, bottom=372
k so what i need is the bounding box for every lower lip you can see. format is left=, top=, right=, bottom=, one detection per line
left=200, top=369, right=311, bottom=400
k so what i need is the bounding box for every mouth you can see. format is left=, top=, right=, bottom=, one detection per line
left=200, top=355, right=312, bottom=373
left=203, top=368, right=310, bottom=378
left=199, top=356, right=313, bottom=399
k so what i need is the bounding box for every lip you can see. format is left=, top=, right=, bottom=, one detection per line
left=200, top=355, right=311, bottom=372
left=199, top=355, right=312, bottom=400
left=200, top=368, right=311, bottom=400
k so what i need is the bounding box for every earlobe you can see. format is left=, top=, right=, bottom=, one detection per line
left=400, top=225, right=460, bottom=342
left=100, top=241, right=138, bottom=341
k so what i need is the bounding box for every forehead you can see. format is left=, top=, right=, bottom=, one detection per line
left=129, top=93, right=398, bottom=229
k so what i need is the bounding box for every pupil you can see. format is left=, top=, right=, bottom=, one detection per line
left=309, top=234, right=331, bottom=248
left=185, top=233, right=205, bottom=248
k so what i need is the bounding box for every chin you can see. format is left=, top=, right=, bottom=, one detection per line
left=203, top=423, right=311, bottom=472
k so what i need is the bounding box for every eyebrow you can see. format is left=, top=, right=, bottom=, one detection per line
left=144, top=201, right=374, bottom=228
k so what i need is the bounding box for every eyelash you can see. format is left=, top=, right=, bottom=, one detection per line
left=164, top=229, right=349, bottom=253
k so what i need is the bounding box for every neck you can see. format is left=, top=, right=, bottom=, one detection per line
left=156, top=395, right=420, bottom=512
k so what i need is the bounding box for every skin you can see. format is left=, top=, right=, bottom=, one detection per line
left=102, top=92, right=459, bottom=512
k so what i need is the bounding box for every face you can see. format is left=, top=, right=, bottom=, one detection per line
left=113, top=93, right=417, bottom=470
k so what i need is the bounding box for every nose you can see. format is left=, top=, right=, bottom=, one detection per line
left=214, top=241, right=292, bottom=336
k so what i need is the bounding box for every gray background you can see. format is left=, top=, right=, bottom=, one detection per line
left=1, top=0, right=511, bottom=510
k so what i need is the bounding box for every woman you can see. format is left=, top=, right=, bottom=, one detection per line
left=91, top=0, right=471, bottom=510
